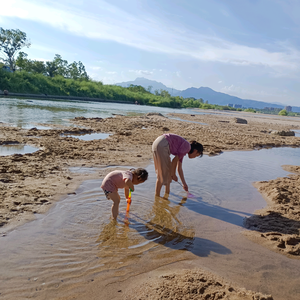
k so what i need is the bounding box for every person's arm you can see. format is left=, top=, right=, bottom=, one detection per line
left=177, top=161, right=188, bottom=191
left=124, top=178, right=134, bottom=192
left=171, top=156, right=179, bottom=181
left=124, top=186, right=129, bottom=199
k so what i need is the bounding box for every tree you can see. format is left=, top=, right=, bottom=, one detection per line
left=45, top=54, right=68, bottom=77
left=15, top=51, right=29, bottom=70
left=31, top=60, right=46, bottom=74
left=0, top=28, right=31, bottom=70
left=67, top=61, right=89, bottom=80
left=160, top=89, right=171, bottom=98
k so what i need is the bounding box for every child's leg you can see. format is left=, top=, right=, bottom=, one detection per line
left=155, top=179, right=163, bottom=197
left=165, top=182, right=170, bottom=195
left=108, top=191, right=120, bottom=219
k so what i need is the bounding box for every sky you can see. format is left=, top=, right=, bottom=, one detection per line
left=1, top=0, right=300, bottom=106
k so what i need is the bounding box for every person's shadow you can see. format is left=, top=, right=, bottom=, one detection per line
left=169, top=192, right=252, bottom=227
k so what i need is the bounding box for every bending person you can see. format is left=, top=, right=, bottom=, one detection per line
left=152, top=133, right=203, bottom=197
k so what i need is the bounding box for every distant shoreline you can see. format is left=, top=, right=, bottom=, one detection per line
left=0, top=92, right=133, bottom=104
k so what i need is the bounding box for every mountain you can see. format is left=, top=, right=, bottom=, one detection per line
left=115, top=78, right=300, bottom=112
left=116, top=77, right=181, bottom=96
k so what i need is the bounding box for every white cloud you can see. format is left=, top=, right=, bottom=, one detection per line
left=218, top=80, right=222, bottom=83
left=1, top=0, right=300, bottom=75
left=89, top=66, right=102, bottom=70
left=129, top=69, right=153, bottom=76
left=220, top=84, right=287, bottom=100
left=106, top=71, right=117, bottom=74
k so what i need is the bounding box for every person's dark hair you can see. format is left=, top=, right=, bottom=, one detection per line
left=189, top=141, right=203, bottom=157
left=131, top=168, right=149, bottom=181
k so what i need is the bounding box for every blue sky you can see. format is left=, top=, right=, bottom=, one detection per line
left=1, top=0, right=300, bottom=106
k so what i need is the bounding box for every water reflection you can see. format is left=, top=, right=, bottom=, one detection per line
left=96, top=194, right=231, bottom=258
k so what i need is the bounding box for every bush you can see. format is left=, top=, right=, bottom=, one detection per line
left=278, top=109, right=288, bottom=116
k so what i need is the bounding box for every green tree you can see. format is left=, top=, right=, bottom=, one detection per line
left=67, top=61, right=89, bottom=80
left=15, top=51, right=30, bottom=70
left=31, top=60, right=46, bottom=74
left=160, top=89, right=171, bottom=98
left=0, top=28, right=31, bottom=70
left=45, top=54, right=68, bottom=77
left=278, top=109, right=288, bottom=116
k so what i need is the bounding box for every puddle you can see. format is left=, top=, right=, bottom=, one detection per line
left=22, top=124, right=52, bottom=130
left=169, top=116, right=208, bottom=125
left=294, top=129, right=300, bottom=137
left=0, top=148, right=300, bottom=299
left=61, top=132, right=110, bottom=141
left=0, top=144, right=39, bottom=156
left=69, top=166, right=100, bottom=174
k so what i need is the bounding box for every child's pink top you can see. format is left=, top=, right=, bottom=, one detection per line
left=163, top=133, right=191, bottom=162
left=101, top=170, right=133, bottom=192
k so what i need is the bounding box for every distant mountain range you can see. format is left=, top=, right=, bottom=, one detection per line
left=116, top=77, right=300, bottom=112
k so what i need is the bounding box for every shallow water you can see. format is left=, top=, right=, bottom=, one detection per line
left=0, top=144, right=39, bottom=156
left=60, top=132, right=110, bottom=141
left=0, top=148, right=300, bottom=299
left=0, top=98, right=205, bottom=127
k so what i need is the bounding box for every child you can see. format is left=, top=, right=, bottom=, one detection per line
left=101, top=168, right=148, bottom=219
left=152, top=133, right=203, bottom=197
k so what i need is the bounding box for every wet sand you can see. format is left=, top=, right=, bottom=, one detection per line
left=1, top=110, right=300, bottom=299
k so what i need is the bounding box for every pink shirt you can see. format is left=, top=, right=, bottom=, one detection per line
left=101, top=170, right=133, bottom=192
left=163, top=133, right=191, bottom=162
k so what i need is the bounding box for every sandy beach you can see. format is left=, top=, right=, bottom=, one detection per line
left=1, top=110, right=300, bottom=299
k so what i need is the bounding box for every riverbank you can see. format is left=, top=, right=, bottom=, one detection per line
left=1, top=110, right=300, bottom=299
left=0, top=92, right=133, bottom=104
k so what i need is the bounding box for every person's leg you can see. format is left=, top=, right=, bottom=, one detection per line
left=165, top=182, right=170, bottom=195
left=108, top=191, right=120, bottom=219
left=152, top=136, right=171, bottom=197
left=155, top=179, right=163, bottom=197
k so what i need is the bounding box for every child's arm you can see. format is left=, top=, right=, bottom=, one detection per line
left=124, top=186, right=129, bottom=199
left=171, top=155, right=179, bottom=181
left=124, top=178, right=134, bottom=192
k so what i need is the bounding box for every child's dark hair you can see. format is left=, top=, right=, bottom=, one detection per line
left=131, top=168, right=148, bottom=181
left=189, top=141, right=204, bottom=157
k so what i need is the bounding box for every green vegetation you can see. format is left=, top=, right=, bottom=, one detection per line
left=0, top=70, right=204, bottom=108
left=278, top=109, right=288, bottom=116
left=244, top=108, right=256, bottom=113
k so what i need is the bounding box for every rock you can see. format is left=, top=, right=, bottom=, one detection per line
left=270, top=130, right=295, bottom=136
left=230, top=117, right=247, bottom=124
left=145, top=112, right=165, bottom=117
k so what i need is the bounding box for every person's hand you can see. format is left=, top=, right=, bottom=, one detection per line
left=183, top=184, right=188, bottom=192
left=171, top=174, right=178, bottom=182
